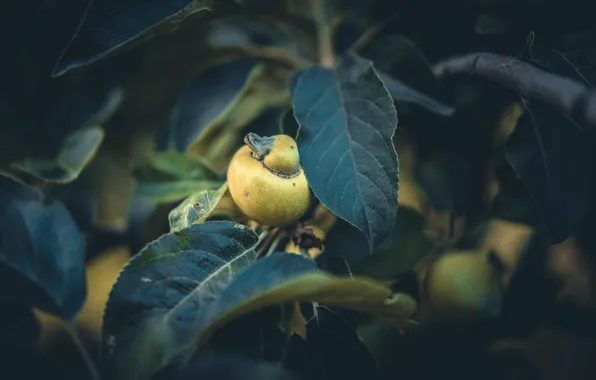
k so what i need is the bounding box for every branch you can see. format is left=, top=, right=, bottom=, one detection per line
left=213, top=44, right=312, bottom=70
left=432, top=53, right=596, bottom=128
left=312, top=0, right=335, bottom=67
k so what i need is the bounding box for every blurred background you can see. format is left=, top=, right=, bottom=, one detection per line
left=1, top=0, right=596, bottom=379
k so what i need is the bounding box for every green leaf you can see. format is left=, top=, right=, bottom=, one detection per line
left=505, top=101, right=596, bottom=244
left=155, top=60, right=260, bottom=152
left=284, top=306, right=381, bottom=380
left=0, top=175, right=86, bottom=320
left=102, top=221, right=260, bottom=380
left=11, top=126, right=104, bottom=183
left=360, top=34, right=454, bottom=116
left=53, top=0, right=214, bottom=76
left=352, top=206, right=434, bottom=280
left=134, top=179, right=223, bottom=204
left=133, top=150, right=219, bottom=182
left=292, top=53, right=399, bottom=252
left=103, top=223, right=416, bottom=380
left=168, top=183, right=229, bottom=231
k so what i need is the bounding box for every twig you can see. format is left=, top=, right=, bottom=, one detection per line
left=64, top=322, right=102, bottom=380
left=266, top=230, right=287, bottom=256
left=212, top=44, right=312, bottom=70
left=432, top=53, right=596, bottom=128
left=311, top=0, right=335, bottom=67
left=255, top=227, right=280, bottom=258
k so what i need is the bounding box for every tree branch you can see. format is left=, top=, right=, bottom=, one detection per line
left=432, top=53, right=596, bottom=128
left=213, top=44, right=312, bottom=70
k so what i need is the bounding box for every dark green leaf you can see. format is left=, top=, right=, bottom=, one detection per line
left=133, top=150, right=219, bottom=182
left=11, top=126, right=104, bottom=183
left=102, top=221, right=260, bottom=380
left=378, top=72, right=455, bottom=117
left=134, top=179, right=223, bottom=204
left=0, top=302, right=40, bottom=352
left=168, top=183, right=228, bottom=231
left=353, top=206, right=434, bottom=280
left=292, top=53, right=399, bottom=252
left=103, top=226, right=415, bottom=380
left=156, top=60, right=259, bottom=152
left=284, top=306, right=381, bottom=380
left=505, top=101, right=596, bottom=244
left=53, top=0, right=214, bottom=76
left=0, top=175, right=86, bottom=320
left=156, top=353, right=301, bottom=380
left=196, top=253, right=415, bottom=348
left=360, top=34, right=454, bottom=116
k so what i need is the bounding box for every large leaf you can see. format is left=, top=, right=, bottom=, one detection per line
left=0, top=175, right=86, bottom=320
left=11, top=126, right=104, bottom=183
left=155, top=60, right=260, bottom=152
left=53, top=0, right=214, bottom=76
left=103, top=223, right=416, bottom=380
left=284, top=306, right=381, bottom=380
left=292, top=53, right=399, bottom=251
left=168, top=182, right=229, bottom=231
left=102, top=221, right=260, bottom=380
left=505, top=101, right=596, bottom=243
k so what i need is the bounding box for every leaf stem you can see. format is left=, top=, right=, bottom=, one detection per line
left=64, top=322, right=102, bottom=380
left=213, top=45, right=312, bottom=70
left=311, top=0, right=335, bottom=67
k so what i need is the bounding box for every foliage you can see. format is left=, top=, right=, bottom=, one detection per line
left=2, top=1, right=596, bottom=380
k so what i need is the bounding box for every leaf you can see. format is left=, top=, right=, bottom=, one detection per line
left=360, top=34, right=454, bottom=116
left=0, top=175, right=86, bottom=320
left=102, top=221, right=260, bottom=380
left=134, top=179, right=223, bottom=204
left=168, top=182, right=229, bottom=231
left=155, top=60, right=260, bottom=152
left=133, top=150, right=219, bottom=182
left=378, top=72, right=455, bottom=117
left=284, top=306, right=381, bottom=380
left=352, top=206, right=434, bottom=280
left=11, top=126, right=104, bottom=183
left=103, top=225, right=416, bottom=380
left=53, top=0, right=214, bottom=76
left=187, top=63, right=292, bottom=173
left=155, top=352, right=302, bottom=380
left=504, top=101, right=596, bottom=244
left=292, top=53, right=399, bottom=252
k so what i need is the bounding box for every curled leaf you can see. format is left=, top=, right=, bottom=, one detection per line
left=168, top=182, right=229, bottom=231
